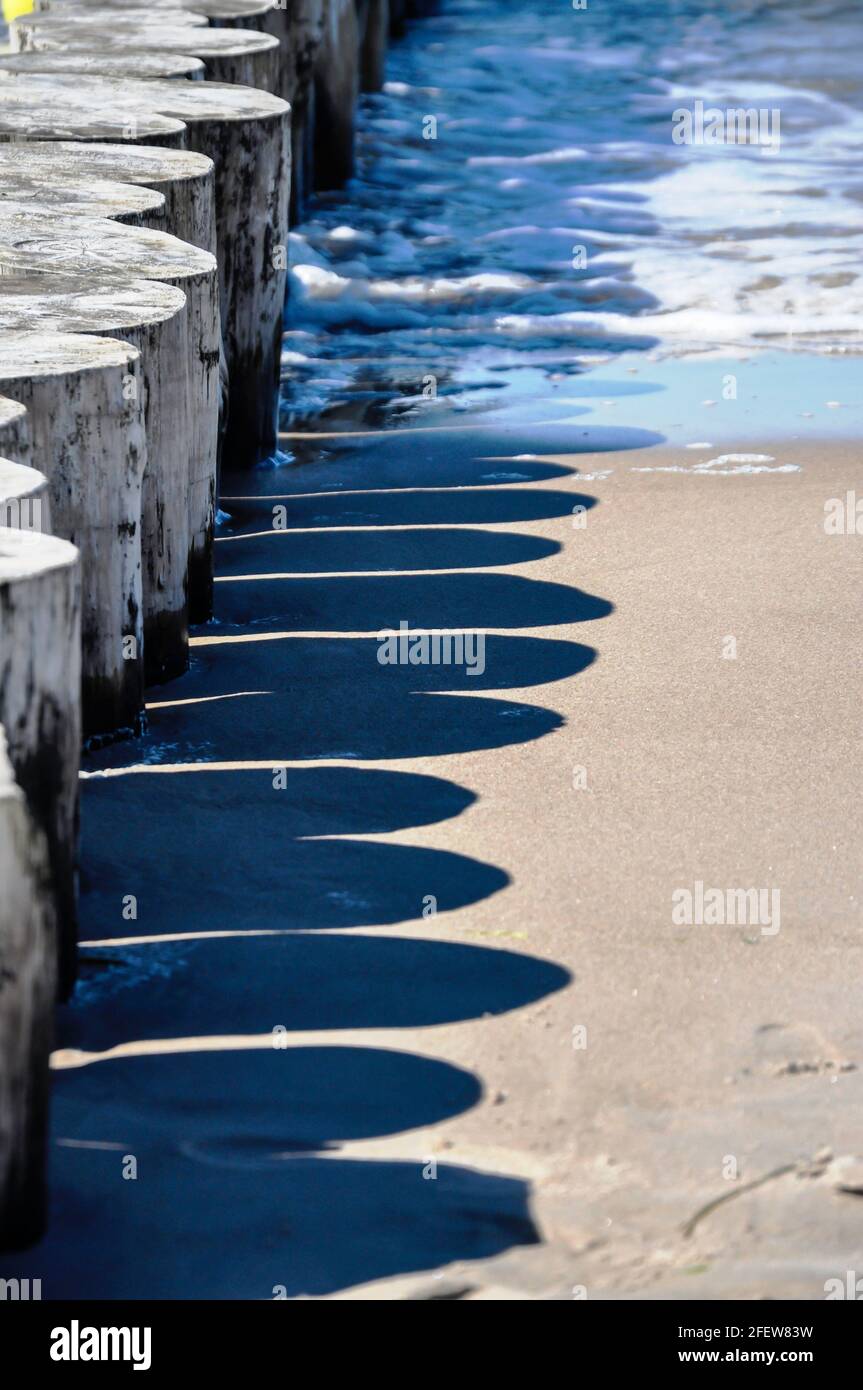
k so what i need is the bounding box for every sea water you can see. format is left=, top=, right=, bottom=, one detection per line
left=283, top=0, right=863, bottom=442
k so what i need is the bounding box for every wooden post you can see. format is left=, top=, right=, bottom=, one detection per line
left=0, top=170, right=165, bottom=226
left=0, top=50, right=206, bottom=79
left=0, top=394, right=31, bottom=466
left=0, top=207, right=219, bottom=650
left=27, top=0, right=325, bottom=215
left=0, top=84, right=188, bottom=146
left=0, top=139, right=217, bottom=254
left=0, top=330, right=146, bottom=745
left=0, top=524, right=80, bottom=1005
left=0, top=454, right=51, bottom=533
left=0, top=75, right=289, bottom=467
left=314, top=0, right=359, bottom=189
left=0, top=719, right=54, bottom=1249
left=35, top=0, right=274, bottom=18
left=0, top=205, right=220, bottom=654
left=0, top=264, right=194, bottom=684
left=143, top=77, right=291, bottom=469
left=254, top=1, right=324, bottom=217
left=356, top=0, right=388, bottom=92
left=24, top=4, right=209, bottom=25
left=0, top=140, right=221, bottom=618
left=12, top=16, right=282, bottom=91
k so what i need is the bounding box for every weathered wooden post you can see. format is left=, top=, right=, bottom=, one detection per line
left=0, top=718, right=54, bottom=1250
left=34, top=0, right=272, bottom=18
left=0, top=140, right=221, bottom=618
left=0, top=181, right=214, bottom=643
left=356, top=0, right=388, bottom=92
left=211, top=0, right=322, bottom=216
left=0, top=83, right=188, bottom=145
left=315, top=0, right=359, bottom=189
left=247, top=0, right=324, bottom=216
left=0, top=139, right=217, bottom=259
left=0, top=265, right=194, bottom=683
left=142, top=75, right=291, bottom=468
left=12, top=15, right=282, bottom=91
left=23, top=3, right=208, bottom=25
left=0, top=75, right=289, bottom=467
left=0, top=49, right=206, bottom=79
left=0, top=394, right=31, bottom=466
left=0, top=523, right=80, bottom=1004
left=0, top=455, right=51, bottom=533
left=0, top=169, right=166, bottom=225
left=0, top=330, right=146, bottom=745
left=27, top=0, right=325, bottom=217
left=0, top=207, right=220, bottom=652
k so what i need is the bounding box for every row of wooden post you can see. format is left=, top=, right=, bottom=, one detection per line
left=0, top=0, right=437, bottom=1250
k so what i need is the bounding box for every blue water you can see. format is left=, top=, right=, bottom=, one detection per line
left=284, top=0, right=863, bottom=437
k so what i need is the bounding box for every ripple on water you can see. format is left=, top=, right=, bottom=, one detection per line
left=284, top=0, right=863, bottom=433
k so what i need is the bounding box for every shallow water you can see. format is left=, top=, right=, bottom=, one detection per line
left=284, top=0, right=863, bottom=435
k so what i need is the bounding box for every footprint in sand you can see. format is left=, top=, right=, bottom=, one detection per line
left=744, top=1022, right=856, bottom=1079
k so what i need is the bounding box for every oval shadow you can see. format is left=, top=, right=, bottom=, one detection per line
left=53, top=1045, right=483, bottom=1144
left=65, top=933, right=572, bottom=1049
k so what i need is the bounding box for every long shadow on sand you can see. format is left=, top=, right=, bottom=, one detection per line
left=220, top=484, right=594, bottom=529
left=62, top=932, right=571, bottom=1052
left=18, top=411, right=661, bottom=1298
left=92, top=631, right=597, bottom=762
left=228, top=421, right=661, bottom=496
left=212, top=571, right=612, bottom=632
left=215, top=526, right=563, bottom=574
left=23, top=1140, right=540, bottom=1298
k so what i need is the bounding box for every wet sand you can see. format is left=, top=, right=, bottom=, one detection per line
left=4, top=408, right=860, bottom=1299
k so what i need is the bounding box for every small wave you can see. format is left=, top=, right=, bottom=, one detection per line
left=284, top=0, right=863, bottom=424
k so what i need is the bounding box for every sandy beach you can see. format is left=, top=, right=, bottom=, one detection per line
left=3, top=0, right=862, bottom=1306
left=0, top=379, right=852, bottom=1297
